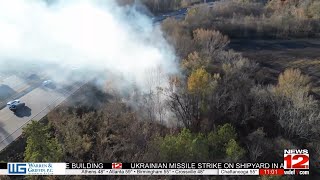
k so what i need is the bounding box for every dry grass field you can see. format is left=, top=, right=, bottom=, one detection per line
left=229, top=39, right=320, bottom=96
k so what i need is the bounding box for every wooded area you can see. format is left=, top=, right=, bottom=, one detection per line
left=1, top=0, right=320, bottom=179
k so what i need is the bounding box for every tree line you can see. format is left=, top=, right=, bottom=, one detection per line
left=1, top=1, right=319, bottom=180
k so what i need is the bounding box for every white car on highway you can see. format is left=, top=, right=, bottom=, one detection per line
left=7, top=99, right=20, bottom=107
left=42, top=80, right=53, bottom=86
left=7, top=99, right=25, bottom=112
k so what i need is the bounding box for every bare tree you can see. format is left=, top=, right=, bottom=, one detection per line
left=193, top=28, right=230, bottom=57
left=246, top=128, right=272, bottom=162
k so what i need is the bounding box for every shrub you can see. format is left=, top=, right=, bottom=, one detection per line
left=226, top=139, right=246, bottom=161
left=157, top=128, right=209, bottom=161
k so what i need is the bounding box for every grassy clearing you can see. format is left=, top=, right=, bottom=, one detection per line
left=229, top=39, right=320, bottom=96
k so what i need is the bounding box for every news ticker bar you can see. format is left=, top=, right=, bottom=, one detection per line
left=0, top=163, right=309, bottom=176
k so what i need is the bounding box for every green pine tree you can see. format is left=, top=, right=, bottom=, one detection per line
left=226, top=139, right=246, bottom=161
left=23, top=121, right=63, bottom=162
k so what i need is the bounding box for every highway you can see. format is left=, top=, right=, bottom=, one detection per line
left=0, top=80, right=85, bottom=151
left=151, top=1, right=215, bottom=23
left=152, top=8, right=187, bottom=23
left=0, top=3, right=200, bottom=152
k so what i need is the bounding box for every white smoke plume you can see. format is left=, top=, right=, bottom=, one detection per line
left=0, top=0, right=178, bottom=90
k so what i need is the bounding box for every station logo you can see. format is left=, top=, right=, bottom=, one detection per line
left=284, top=149, right=309, bottom=169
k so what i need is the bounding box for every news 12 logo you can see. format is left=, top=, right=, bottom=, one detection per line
left=8, top=163, right=27, bottom=174
left=112, top=163, right=122, bottom=169
left=284, top=149, right=309, bottom=169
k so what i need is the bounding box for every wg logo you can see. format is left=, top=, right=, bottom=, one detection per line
left=8, top=163, right=27, bottom=174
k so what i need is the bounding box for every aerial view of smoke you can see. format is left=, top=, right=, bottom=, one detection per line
left=0, top=0, right=177, bottom=89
